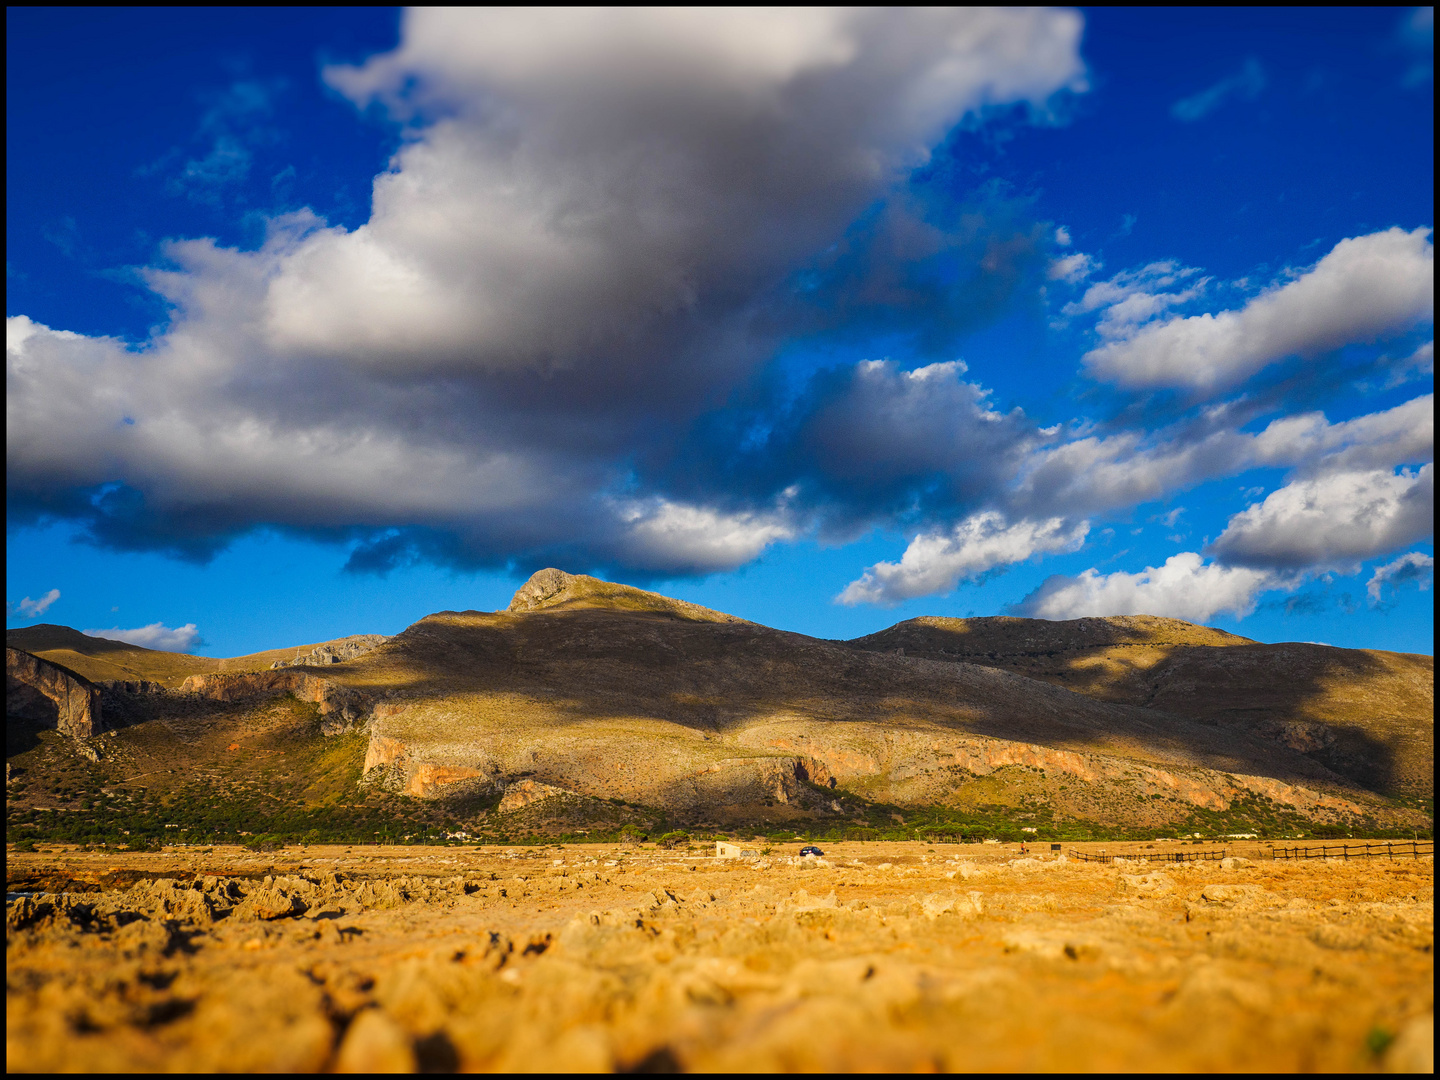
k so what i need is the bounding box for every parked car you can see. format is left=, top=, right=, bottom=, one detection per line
left=799, top=845, right=825, bottom=857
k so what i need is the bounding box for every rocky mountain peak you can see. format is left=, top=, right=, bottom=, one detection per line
left=507, top=568, right=582, bottom=612
left=505, top=568, right=744, bottom=623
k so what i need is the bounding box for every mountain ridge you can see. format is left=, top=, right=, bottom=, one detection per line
left=6, top=569, right=1431, bottom=845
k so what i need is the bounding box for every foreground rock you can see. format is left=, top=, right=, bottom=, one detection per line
left=6, top=843, right=1432, bottom=1072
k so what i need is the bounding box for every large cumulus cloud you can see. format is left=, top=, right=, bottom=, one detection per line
left=6, top=8, right=1087, bottom=576
left=7, top=10, right=1434, bottom=625
left=1015, top=553, right=1283, bottom=623
left=1083, top=227, right=1434, bottom=391
left=1208, top=464, right=1433, bottom=570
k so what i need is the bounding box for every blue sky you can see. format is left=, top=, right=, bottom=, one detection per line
left=7, top=8, right=1434, bottom=657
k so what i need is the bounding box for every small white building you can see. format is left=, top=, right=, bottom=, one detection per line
left=716, top=841, right=760, bottom=860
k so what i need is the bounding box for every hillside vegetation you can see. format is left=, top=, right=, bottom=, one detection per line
left=6, top=572, right=1432, bottom=845
left=848, top=616, right=1434, bottom=797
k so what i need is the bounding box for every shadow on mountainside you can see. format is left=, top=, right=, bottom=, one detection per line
left=844, top=619, right=1432, bottom=798
left=7, top=713, right=51, bottom=758
left=6, top=625, right=144, bottom=658
left=325, top=607, right=1374, bottom=796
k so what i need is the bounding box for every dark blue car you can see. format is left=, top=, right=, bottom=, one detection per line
left=799, top=845, right=825, bottom=857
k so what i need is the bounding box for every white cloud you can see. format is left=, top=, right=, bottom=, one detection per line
left=1171, top=57, right=1266, bottom=122
left=1059, top=259, right=1207, bottom=337
left=1250, top=392, right=1433, bottom=475
left=1384, top=339, right=1433, bottom=388
left=1013, top=392, right=1433, bottom=521
left=7, top=10, right=1087, bottom=574
left=1046, top=251, right=1097, bottom=283
left=838, top=512, right=1089, bottom=605
left=1017, top=552, right=1281, bottom=623
left=617, top=495, right=797, bottom=574
left=272, top=8, right=1087, bottom=372
left=1209, top=464, right=1434, bottom=569
left=83, top=622, right=203, bottom=653
left=17, top=589, right=60, bottom=617
left=1367, top=551, right=1434, bottom=605
left=1054, top=226, right=1071, bottom=246
left=1083, top=227, right=1435, bottom=390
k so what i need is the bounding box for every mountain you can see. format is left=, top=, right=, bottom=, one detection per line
left=4, top=625, right=386, bottom=688
left=5, top=572, right=1432, bottom=843
left=847, top=615, right=1434, bottom=798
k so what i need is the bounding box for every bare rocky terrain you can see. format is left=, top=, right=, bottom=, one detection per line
left=5, top=571, right=1432, bottom=844
left=6, top=575, right=1434, bottom=1072
left=850, top=615, right=1435, bottom=798
left=5, top=842, right=1432, bottom=1072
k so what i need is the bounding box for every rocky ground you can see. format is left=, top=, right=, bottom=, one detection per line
left=6, top=842, right=1433, bottom=1072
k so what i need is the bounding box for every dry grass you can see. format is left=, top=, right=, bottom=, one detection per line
left=849, top=615, right=1434, bottom=797
left=8, top=577, right=1431, bottom=836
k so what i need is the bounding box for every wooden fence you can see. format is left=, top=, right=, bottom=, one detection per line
left=1270, top=841, right=1433, bottom=861
left=1068, top=848, right=1226, bottom=864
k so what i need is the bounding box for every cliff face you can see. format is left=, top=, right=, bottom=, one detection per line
left=179, top=670, right=371, bottom=735
left=6, top=647, right=105, bottom=738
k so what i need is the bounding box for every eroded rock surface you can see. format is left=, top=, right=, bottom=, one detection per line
left=178, top=670, right=372, bottom=735
left=6, top=843, right=1432, bottom=1072
left=6, top=647, right=104, bottom=738
left=270, top=635, right=390, bottom=669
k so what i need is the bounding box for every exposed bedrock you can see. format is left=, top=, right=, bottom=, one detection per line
left=269, top=634, right=390, bottom=669
left=357, top=716, right=1363, bottom=820
left=6, top=647, right=105, bottom=738
left=179, top=670, right=372, bottom=734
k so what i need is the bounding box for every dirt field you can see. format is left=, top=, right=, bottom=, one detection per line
left=6, top=841, right=1433, bottom=1072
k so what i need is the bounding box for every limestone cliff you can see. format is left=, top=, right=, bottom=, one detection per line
left=269, top=634, right=390, bottom=669
left=6, top=647, right=105, bottom=738
left=179, top=670, right=371, bottom=735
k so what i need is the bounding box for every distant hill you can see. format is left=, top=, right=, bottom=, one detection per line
left=4, top=625, right=379, bottom=689
left=847, top=616, right=1434, bottom=797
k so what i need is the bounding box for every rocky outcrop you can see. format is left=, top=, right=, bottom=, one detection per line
left=355, top=707, right=1364, bottom=820
left=407, top=763, right=489, bottom=799
left=508, top=568, right=578, bottom=611
left=363, top=734, right=410, bottom=774
left=179, top=670, right=371, bottom=735
left=750, top=727, right=1364, bottom=817
left=498, top=779, right=577, bottom=812
left=361, top=728, right=498, bottom=798
left=507, top=567, right=745, bottom=623
left=269, top=634, right=389, bottom=669
left=6, top=647, right=104, bottom=737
